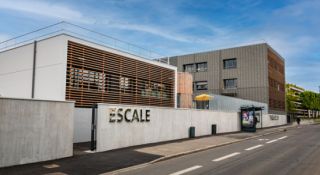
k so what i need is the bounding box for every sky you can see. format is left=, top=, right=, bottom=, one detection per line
left=0, top=0, right=319, bottom=92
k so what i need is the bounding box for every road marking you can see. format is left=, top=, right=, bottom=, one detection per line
left=266, top=139, right=278, bottom=144
left=266, top=136, right=287, bottom=144
left=212, top=152, right=241, bottom=162
left=258, top=138, right=269, bottom=141
left=169, top=165, right=203, bottom=175
left=277, top=136, right=288, bottom=140
left=245, top=144, right=263, bottom=151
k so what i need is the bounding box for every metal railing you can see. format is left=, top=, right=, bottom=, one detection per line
left=0, top=21, right=170, bottom=64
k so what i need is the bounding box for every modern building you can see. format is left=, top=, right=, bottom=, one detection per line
left=286, top=84, right=307, bottom=117
left=168, top=43, right=285, bottom=115
left=0, top=31, right=177, bottom=108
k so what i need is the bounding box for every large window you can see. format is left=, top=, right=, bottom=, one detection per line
left=195, top=81, right=208, bottom=90
left=223, top=58, right=237, bottom=69
left=183, top=62, right=208, bottom=72
left=196, top=62, right=207, bottom=72
left=224, top=78, right=237, bottom=89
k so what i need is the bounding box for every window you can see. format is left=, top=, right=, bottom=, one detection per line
left=196, top=62, right=207, bottom=72
left=224, top=79, right=237, bottom=89
left=184, top=62, right=208, bottom=72
left=195, top=81, right=208, bottom=90
left=183, top=64, right=195, bottom=72
left=223, top=58, right=237, bottom=69
left=120, top=76, right=130, bottom=92
left=69, top=68, right=105, bottom=91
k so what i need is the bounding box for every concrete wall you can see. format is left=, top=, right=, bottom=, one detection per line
left=96, top=104, right=240, bottom=152
left=262, top=114, right=287, bottom=128
left=0, top=98, right=74, bottom=168
left=74, top=108, right=92, bottom=143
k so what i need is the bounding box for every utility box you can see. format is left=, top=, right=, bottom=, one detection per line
left=189, top=126, right=195, bottom=138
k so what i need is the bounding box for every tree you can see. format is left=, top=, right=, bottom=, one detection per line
left=300, top=91, right=320, bottom=118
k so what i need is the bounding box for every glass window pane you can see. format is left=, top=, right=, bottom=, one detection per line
left=223, top=58, right=237, bottom=69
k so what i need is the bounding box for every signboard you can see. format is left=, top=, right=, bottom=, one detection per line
left=269, top=115, right=279, bottom=120
left=108, top=107, right=150, bottom=123
left=241, top=111, right=254, bottom=127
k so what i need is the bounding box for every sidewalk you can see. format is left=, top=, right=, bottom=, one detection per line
left=0, top=124, right=298, bottom=175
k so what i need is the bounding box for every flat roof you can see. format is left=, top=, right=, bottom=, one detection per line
left=169, top=42, right=285, bottom=62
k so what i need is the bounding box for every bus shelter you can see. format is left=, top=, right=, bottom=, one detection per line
left=240, top=106, right=264, bottom=132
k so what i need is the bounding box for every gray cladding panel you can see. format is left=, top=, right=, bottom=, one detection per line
left=170, top=43, right=270, bottom=104
left=220, top=44, right=268, bottom=88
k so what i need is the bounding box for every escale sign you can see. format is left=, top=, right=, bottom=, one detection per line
left=108, top=107, right=150, bottom=123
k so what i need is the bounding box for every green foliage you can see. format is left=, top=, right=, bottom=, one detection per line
left=300, top=91, right=320, bottom=111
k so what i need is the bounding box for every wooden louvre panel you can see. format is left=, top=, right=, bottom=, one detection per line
left=268, top=49, right=285, bottom=111
left=66, top=41, right=175, bottom=108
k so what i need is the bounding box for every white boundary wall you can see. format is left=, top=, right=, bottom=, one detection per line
left=96, top=104, right=241, bottom=152
left=0, top=98, right=74, bottom=168
left=262, top=114, right=287, bottom=128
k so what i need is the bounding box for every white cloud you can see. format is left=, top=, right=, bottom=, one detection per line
left=104, top=21, right=192, bottom=42
left=0, top=34, right=10, bottom=42
left=0, top=0, right=92, bottom=23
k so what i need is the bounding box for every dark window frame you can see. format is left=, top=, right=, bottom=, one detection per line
left=195, top=81, right=208, bottom=90
left=223, top=58, right=237, bottom=69
left=183, top=62, right=208, bottom=72
left=224, top=78, right=237, bottom=89
left=196, top=62, right=208, bottom=72
left=183, top=63, right=196, bottom=72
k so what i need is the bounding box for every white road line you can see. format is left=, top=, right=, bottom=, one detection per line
left=245, top=144, right=263, bottom=151
left=212, top=152, right=241, bottom=162
left=278, top=136, right=288, bottom=140
left=266, top=139, right=278, bottom=144
left=169, top=165, right=203, bottom=175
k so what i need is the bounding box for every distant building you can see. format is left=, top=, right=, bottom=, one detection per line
left=286, top=84, right=307, bottom=117
left=169, top=43, right=285, bottom=115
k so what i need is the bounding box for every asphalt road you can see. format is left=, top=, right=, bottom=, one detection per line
left=120, top=124, right=320, bottom=175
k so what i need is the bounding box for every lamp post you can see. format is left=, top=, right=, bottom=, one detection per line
left=318, top=86, right=320, bottom=118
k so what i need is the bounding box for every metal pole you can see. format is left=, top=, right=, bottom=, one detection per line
left=31, top=41, right=37, bottom=98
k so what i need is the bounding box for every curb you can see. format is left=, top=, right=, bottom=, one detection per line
left=101, top=126, right=294, bottom=175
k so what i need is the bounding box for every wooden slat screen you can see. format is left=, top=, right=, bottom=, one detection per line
left=268, top=49, right=285, bottom=111
left=66, top=41, right=175, bottom=108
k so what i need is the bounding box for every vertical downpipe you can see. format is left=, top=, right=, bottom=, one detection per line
left=91, top=104, right=97, bottom=151
left=31, top=41, right=37, bottom=98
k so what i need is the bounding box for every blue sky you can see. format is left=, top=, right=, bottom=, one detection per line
left=0, top=0, right=319, bottom=92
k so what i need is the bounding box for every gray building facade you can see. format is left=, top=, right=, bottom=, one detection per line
left=169, top=43, right=285, bottom=115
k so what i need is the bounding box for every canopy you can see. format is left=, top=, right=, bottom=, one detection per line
left=194, top=94, right=213, bottom=101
